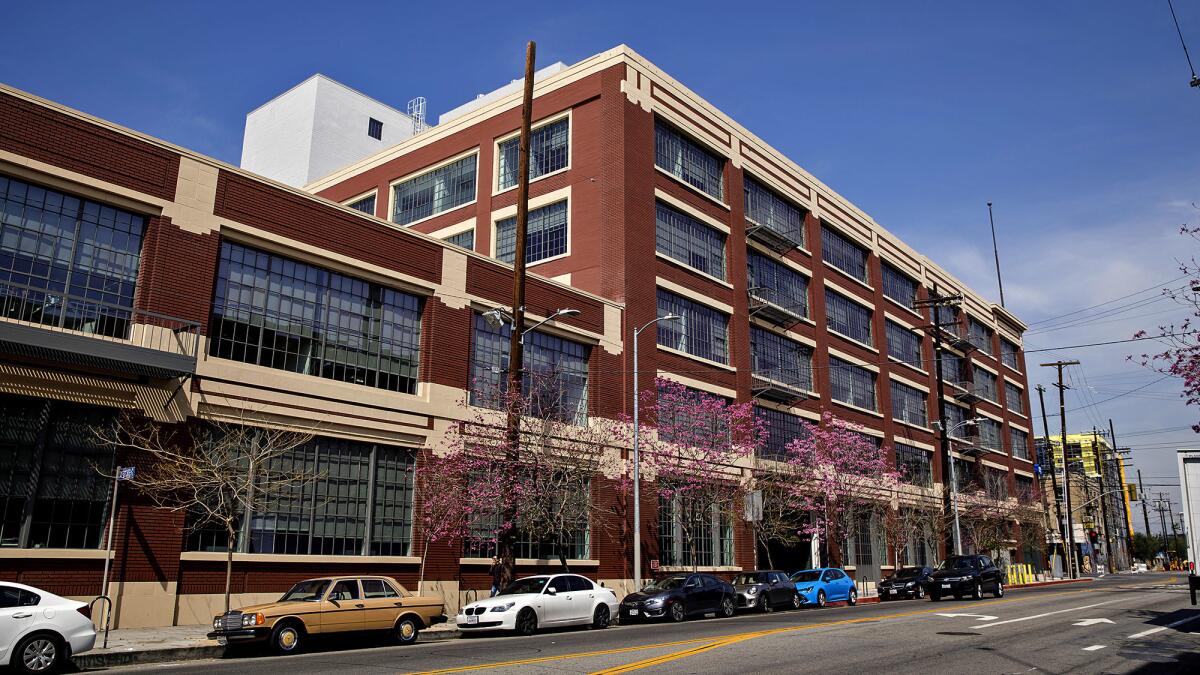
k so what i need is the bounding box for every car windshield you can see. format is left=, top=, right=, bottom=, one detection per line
left=732, top=573, right=764, bottom=585
left=791, top=571, right=821, bottom=583
left=500, top=577, right=549, bottom=595
left=280, top=580, right=330, bottom=602
left=643, top=576, right=688, bottom=591
left=895, top=567, right=924, bottom=578
left=937, top=557, right=974, bottom=570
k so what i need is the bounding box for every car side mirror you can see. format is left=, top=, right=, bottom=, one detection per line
left=545, top=587, right=557, bottom=596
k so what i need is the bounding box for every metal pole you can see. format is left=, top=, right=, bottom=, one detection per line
left=100, top=467, right=120, bottom=632
left=632, top=326, right=641, bottom=590
left=1037, top=385, right=1067, bottom=578
left=1041, top=360, right=1080, bottom=578
left=987, top=202, right=1005, bottom=308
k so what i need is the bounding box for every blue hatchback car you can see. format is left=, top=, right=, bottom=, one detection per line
left=789, top=568, right=857, bottom=608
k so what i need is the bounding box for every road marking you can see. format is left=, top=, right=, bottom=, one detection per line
left=1082, top=644, right=1106, bottom=651
left=402, top=589, right=1092, bottom=675
left=1127, top=613, right=1200, bottom=639
left=937, top=613, right=998, bottom=621
left=589, top=634, right=756, bottom=675
left=1073, top=618, right=1115, bottom=626
left=972, top=601, right=1118, bottom=628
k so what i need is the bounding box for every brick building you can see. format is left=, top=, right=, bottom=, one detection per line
left=0, top=45, right=1036, bottom=628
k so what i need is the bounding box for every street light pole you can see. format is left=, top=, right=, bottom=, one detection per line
left=631, top=314, right=680, bottom=590
left=936, top=417, right=983, bottom=555
left=1041, top=359, right=1080, bottom=578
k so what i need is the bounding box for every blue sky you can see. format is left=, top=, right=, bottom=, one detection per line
left=3, top=1, right=1199, bottom=532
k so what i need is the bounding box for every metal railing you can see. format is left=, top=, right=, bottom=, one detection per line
left=89, top=595, right=113, bottom=648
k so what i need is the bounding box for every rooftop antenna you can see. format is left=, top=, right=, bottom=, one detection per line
left=987, top=202, right=1005, bottom=307
left=1167, top=0, right=1200, bottom=87
left=407, top=96, right=427, bottom=133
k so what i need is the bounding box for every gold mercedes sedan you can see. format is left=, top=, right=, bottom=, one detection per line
left=207, top=576, right=445, bottom=653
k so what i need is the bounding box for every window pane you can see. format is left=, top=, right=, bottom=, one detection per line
left=392, top=155, right=477, bottom=225
left=747, top=251, right=808, bottom=317
left=968, top=318, right=994, bottom=355
left=497, top=118, right=570, bottom=190
left=756, top=407, right=809, bottom=461
left=347, top=195, right=376, bottom=215
left=890, top=380, right=928, bottom=427
left=654, top=121, right=724, bottom=200
left=750, top=327, right=812, bottom=391
left=656, top=289, right=729, bottom=363
left=829, top=357, right=876, bottom=411
left=496, top=201, right=568, bottom=265
left=825, top=289, right=872, bottom=345
left=657, top=492, right=732, bottom=567
left=372, top=446, right=416, bottom=556
left=1005, top=382, right=1024, bottom=414
left=1001, top=339, right=1020, bottom=369
left=881, top=263, right=917, bottom=309
left=820, top=225, right=868, bottom=283
left=895, top=443, right=932, bottom=487
left=978, top=418, right=1002, bottom=453
left=974, top=367, right=998, bottom=403
left=444, top=229, right=474, bottom=250
left=655, top=201, right=725, bottom=278
left=885, top=320, right=922, bottom=366
left=744, top=177, right=805, bottom=247
left=1010, top=428, right=1030, bottom=460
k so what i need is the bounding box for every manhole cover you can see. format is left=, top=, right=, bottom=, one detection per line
left=937, top=631, right=981, bottom=636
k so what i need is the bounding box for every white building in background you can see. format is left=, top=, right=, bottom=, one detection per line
left=240, top=74, right=421, bottom=187
left=1179, top=449, right=1200, bottom=568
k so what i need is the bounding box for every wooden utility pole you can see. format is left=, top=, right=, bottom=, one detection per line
left=1037, top=384, right=1067, bottom=577
left=1041, top=359, right=1079, bottom=577
left=1092, top=427, right=1111, bottom=573
left=1108, top=419, right=1133, bottom=569
left=499, top=40, right=537, bottom=588
left=1137, top=469, right=1153, bottom=548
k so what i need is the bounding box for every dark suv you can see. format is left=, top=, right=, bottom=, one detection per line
left=928, top=555, right=1005, bottom=601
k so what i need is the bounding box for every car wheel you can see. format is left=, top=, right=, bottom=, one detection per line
left=758, top=593, right=772, bottom=613
left=592, top=605, right=611, bottom=629
left=993, top=581, right=1004, bottom=598
left=972, top=582, right=983, bottom=600
left=394, top=616, right=421, bottom=645
left=791, top=593, right=801, bottom=610
left=13, top=634, right=62, bottom=674
left=847, top=588, right=857, bottom=606
left=669, top=601, right=686, bottom=622
left=720, top=596, right=735, bottom=618
left=515, top=608, right=538, bottom=636
left=270, top=621, right=304, bottom=655
left=916, top=585, right=926, bottom=600
left=930, top=593, right=940, bottom=602
left=817, top=590, right=827, bottom=608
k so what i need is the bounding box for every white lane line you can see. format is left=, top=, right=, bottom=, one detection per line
left=1127, top=613, right=1200, bottom=639
left=1082, top=645, right=1106, bottom=651
left=972, top=601, right=1118, bottom=628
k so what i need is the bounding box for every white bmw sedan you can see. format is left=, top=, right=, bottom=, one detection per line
left=457, top=574, right=618, bottom=635
left=1, top=582, right=96, bottom=674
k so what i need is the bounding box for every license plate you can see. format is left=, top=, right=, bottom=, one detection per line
left=217, top=637, right=227, bottom=646
left=466, top=615, right=478, bottom=625
left=941, top=584, right=951, bottom=589
left=628, top=609, right=639, bottom=616
left=890, top=589, right=898, bottom=595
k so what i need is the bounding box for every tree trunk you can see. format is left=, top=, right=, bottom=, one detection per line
left=224, top=530, right=234, bottom=613
left=557, top=531, right=570, bottom=572
left=418, top=539, right=430, bottom=588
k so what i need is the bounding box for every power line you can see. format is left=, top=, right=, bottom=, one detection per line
left=1167, top=0, right=1200, bottom=86
left=1023, top=330, right=1200, bottom=354
left=1024, top=274, right=1188, bottom=327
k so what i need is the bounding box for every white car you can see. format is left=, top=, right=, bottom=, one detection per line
left=457, top=574, right=618, bottom=635
left=0, top=582, right=96, bottom=674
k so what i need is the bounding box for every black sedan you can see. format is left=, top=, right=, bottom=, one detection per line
left=620, top=573, right=736, bottom=622
left=878, top=566, right=933, bottom=600
left=928, top=554, right=1005, bottom=601
left=731, top=570, right=801, bottom=612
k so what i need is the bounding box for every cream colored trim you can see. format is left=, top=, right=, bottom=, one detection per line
left=0, top=548, right=112, bottom=560
left=653, top=188, right=731, bottom=234
left=655, top=277, right=734, bottom=314
left=824, top=278, right=876, bottom=308
left=897, top=438, right=936, bottom=452
left=1014, top=467, right=1035, bottom=479
left=492, top=109, right=573, bottom=196
left=653, top=165, right=731, bottom=211
left=883, top=311, right=924, bottom=333
left=747, top=240, right=813, bottom=276
left=751, top=322, right=817, bottom=348
left=828, top=329, right=879, bottom=354
left=656, top=370, right=737, bottom=398
left=889, top=371, right=930, bottom=392
left=827, top=346, right=880, bottom=371
left=431, top=217, right=476, bottom=240
left=894, top=417, right=933, bottom=434
left=741, top=167, right=813, bottom=216
left=343, top=188, right=378, bottom=208
left=981, top=458, right=1010, bottom=472
left=1008, top=420, right=1030, bottom=433
left=831, top=399, right=884, bottom=419
left=976, top=407, right=1004, bottom=423
left=459, top=557, right=600, bottom=567
left=754, top=399, right=821, bottom=422
left=856, top=425, right=886, bottom=438
left=386, top=148, right=480, bottom=229
left=973, top=360, right=999, bottom=377
left=657, top=344, right=737, bottom=372
left=888, top=356, right=929, bottom=377
left=655, top=251, right=734, bottom=289
left=180, top=552, right=422, bottom=564
left=0, top=152, right=168, bottom=215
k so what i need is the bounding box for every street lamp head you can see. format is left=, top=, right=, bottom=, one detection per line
left=969, top=417, right=985, bottom=426
left=482, top=308, right=508, bottom=330
left=555, top=308, right=582, bottom=318
left=660, top=313, right=682, bottom=322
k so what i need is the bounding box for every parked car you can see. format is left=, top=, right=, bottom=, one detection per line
left=620, top=573, right=736, bottom=622
left=878, top=566, right=934, bottom=600
left=731, top=570, right=801, bottom=612
left=207, top=576, right=444, bottom=653
left=457, top=574, right=618, bottom=636
left=789, top=568, right=857, bottom=607
left=0, top=582, right=96, bottom=674
left=928, top=555, right=1005, bottom=601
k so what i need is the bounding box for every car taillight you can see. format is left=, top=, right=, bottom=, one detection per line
left=76, top=605, right=91, bottom=619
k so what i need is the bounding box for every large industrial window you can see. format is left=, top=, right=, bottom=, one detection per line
left=885, top=320, right=922, bottom=366
left=656, top=289, right=729, bottom=364
left=978, top=418, right=1002, bottom=453
left=469, top=313, right=589, bottom=424
left=756, top=406, right=809, bottom=461
left=1000, top=338, right=1020, bottom=369
left=656, top=383, right=730, bottom=444
left=939, top=351, right=965, bottom=383
left=496, top=200, right=568, bottom=265
left=209, top=241, right=422, bottom=394
left=750, top=327, right=813, bottom=392
left=497, top=117, right=570, bottom=190
left=944, top=403, right=971, bottom=440
left=464, top=482, right=589, bottom=560
left=0, top=175, right=145, bottom=339
left=936, top=304, right=961, bottom=335
left=654, top=120, right=724, bottom=200
left=658, top=491, right=733, bottom=568
left=444, top=229, right=474, bottom=250
left=829, top=357, right=877, bottom=411
left=821, top=224, right=868, bottom=283
left=747, top=251, right=808, bottom=317
left=894, top=443, right=932, bottom=487
left=891, top=380, right=928, bottom=427
left=0, top=394, right=117, bottom=549
left=655, top=201, right=726, bottom=278
left=744, top=176, right=805, bottom=247
left=882, top=263, right=917, bottom=309
left=1010, top=428, right=1030, bottom=461
left=825, top=289, right=873, bottom=345
left=974, top=367, right=998, bottom=402
left=347, top=194, right=376, bottom=215
left=968, top=317, right=994, bottom=355
left=392, top=154, right=477, bottom=225
left=1005, top=382, right=1024, bottom=414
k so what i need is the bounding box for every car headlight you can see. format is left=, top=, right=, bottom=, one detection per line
left=644, top=597, right=663, bottom=606
left=490, top=602, right=516, bottom=612
left=241, top=613, right=264, bottom=627
left=798, top=586, right=814, bottom=593
left=905, top=582, right=916, bottom=588
left=746, top=587, right=759, bottom=595
left=213, top=617, right=221, bottom=630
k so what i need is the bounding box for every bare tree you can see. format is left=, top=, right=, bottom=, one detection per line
left=95, top=415, right=318, bottom=612
left=749, top=469, right=807, bottom=570
left=958, top=470, right=1016, bottom=558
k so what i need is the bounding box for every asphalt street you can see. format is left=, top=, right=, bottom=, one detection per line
left=94, top=574, right=1200, bottom=675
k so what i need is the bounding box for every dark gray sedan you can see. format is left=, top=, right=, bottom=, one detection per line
left=732, top=570, right=801, bottom=612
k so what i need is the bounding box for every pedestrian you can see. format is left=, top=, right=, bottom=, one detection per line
left=489, top=556, right=503, bottom=597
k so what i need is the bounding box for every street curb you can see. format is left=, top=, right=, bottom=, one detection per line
left=71, top=627, right=462, bottom=670
left=1010, top=577, right=1095, bottom=589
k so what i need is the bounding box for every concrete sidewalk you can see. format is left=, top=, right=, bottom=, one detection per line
left=72, top=621, right=460, bottom=670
